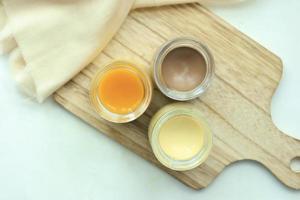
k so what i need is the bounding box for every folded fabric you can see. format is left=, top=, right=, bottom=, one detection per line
left=0, top=0, right=244, bottom=102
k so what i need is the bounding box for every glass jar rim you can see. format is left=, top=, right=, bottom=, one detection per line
left=153, top=37, right=215, bottom=101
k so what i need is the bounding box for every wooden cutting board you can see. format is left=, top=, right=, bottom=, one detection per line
left=54, top=4, right=300, bottom=190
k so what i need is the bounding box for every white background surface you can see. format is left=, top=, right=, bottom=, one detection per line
left=0, top=0, right=300, bottom=199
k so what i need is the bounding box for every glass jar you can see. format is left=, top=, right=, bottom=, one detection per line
left=148, top=103, right=213, bottom=171
left=153, top=37, right=214, bottom=101
left=90, top=60, right=152, bottom=123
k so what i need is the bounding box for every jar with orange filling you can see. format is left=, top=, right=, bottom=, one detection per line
left=90, top=61, right=152, bottom=123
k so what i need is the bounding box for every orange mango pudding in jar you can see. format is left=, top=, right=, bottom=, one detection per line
left=90, top=61, right=152, bottom=123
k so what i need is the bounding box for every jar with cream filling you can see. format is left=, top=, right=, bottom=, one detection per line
left=148, top=103, right=213, bottom=171
left=153, top=37, right=214, bottom=101
left=90, top=61, right=152, bottom=123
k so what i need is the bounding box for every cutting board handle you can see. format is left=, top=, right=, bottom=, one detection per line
left=255, top=124, right=300, bottom=189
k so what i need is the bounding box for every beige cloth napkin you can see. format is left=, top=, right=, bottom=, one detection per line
left=0, top=0, right=243, bottom=102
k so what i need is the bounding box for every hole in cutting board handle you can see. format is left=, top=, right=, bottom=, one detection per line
left=290, top=157, right=300, bottom=172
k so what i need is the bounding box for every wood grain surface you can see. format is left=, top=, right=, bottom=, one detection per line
left=54, top=4, right=300, bottom=189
